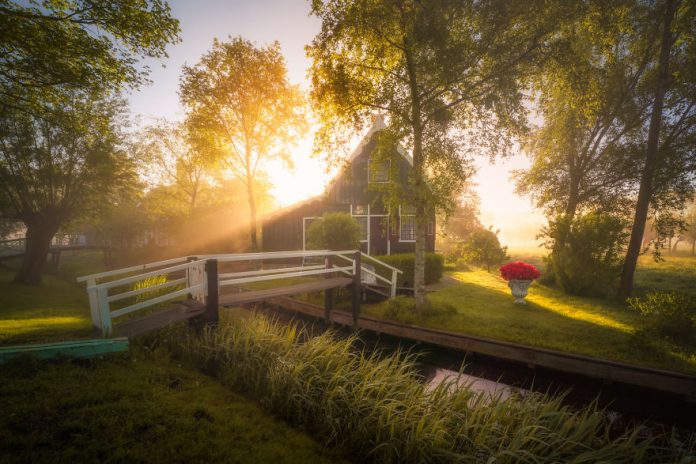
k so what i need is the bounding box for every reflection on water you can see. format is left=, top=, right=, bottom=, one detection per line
left=425, top=367, right=519, bottom=400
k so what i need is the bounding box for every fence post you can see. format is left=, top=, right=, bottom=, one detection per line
left=351, top=251, right=361, bottom=328
left=204, top=259, right=220, bottom=326
left=185, top=256, right=197, bottom=297
left=87, top=277, right=102, bottom=332
left=97, top=286, right=112, bottom=337
left=390, top=269, right=398, bottom=297
left=324, top=255, right=333, bottom=324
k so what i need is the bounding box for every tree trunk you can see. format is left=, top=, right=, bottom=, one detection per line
left=692, top=239, right=695, bottom=256
left=14, top=215, right=60, bottom=285
left=246, top=179, right=259, bottom=252
left=411, top=120, right=427, bottom=313
left=619, top=0, right=676, bottom=299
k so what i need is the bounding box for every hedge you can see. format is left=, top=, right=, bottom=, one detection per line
left=372, top=253, right=444, bottom=287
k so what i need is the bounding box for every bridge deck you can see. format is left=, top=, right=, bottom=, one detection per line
left=114, top=300, right=206, bottom=338
left=220, top=276, right=353, bottom=307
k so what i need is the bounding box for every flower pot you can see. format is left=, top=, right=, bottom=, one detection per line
left=508, top=279, right=532, bottom=304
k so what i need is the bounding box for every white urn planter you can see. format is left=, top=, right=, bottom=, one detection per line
left=508, top=279, right=532, bottom=304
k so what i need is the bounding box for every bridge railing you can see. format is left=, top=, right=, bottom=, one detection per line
left=78, top=250, right=403, bottom=337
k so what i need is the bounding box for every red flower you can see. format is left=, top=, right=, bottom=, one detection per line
left=499, top=261, right=541, bottom=281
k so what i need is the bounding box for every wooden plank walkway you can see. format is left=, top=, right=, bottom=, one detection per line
left=114, top=300, right=206, bottom=338
left=220, top=277, right=352, bottom=307
left=262, top=296, right=696, bottom=400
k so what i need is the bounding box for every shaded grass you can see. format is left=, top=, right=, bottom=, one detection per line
left=0, top=350, right=340, bottom=464
left=634, top=255, right=696, bottom=298
left=364, top=267, right=696, bottom=375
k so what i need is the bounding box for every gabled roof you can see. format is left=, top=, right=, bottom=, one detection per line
left=348, top=115, right=413, bottom=166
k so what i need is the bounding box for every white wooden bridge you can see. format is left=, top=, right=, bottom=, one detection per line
left=77, top=250, right=402, bottom=337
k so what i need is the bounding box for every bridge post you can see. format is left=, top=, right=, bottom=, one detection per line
left=192, top=259, right=220, bottom=328
left=324, top=255, right=333, bottom=324
left=351, top=251, right=361, bottom=328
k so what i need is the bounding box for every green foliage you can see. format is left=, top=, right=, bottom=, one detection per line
left=0, top=0, right=180, bottom=115
left=373, top=253, right=443, bottom=287
left=544, top=212, right=629, bottom=297
left=628, top=291, right=696, bottom=343
left=167, top=313, right=694, bottom=463
left=306, top=212, right=361, bottom=251
left=459, top=228, right=509, bottom=272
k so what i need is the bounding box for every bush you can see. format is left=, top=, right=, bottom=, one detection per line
left=306, top=212, right=361, bottom=251
left=628, top=291, right=696, bottom=343
left=544, top=212, right=628, bottom=297
left=373, top=253, right=444, bottom=287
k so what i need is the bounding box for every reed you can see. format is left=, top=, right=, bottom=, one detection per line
left=159, top=312, right=694, bottom=463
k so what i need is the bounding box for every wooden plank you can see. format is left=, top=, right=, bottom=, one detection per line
left=262, top=297, right=696, bottom=399
left=113, top=300, right=206, bottom=338
left=0, top=338, right=129, bottom=364
left=220, top=277, right=352, bottom=307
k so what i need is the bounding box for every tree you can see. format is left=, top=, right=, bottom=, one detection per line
left=0, top=93, right=136, bottom=284
left=308, top=0, right=566, bottom=311
left=619, top=0, right=696, bottom=298
left=306, top=212, right=362, bottom=251
left=137, top=120, right=212, bottom=218
left=180, top=37, right=307, bottom=252
left=682, top=204, right=696, bottom=255
left=0, top=0, right=180, bottom=115
left=461, top=227, right=509, bottom=272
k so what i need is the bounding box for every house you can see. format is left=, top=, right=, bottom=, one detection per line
left=262, top=117, right=435, bottom=255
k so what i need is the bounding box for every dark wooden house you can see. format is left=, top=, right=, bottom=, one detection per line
left=262, top=117, right=435, bottom=255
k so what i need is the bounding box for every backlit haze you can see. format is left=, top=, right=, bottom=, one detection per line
left=129, top=0, right=545, bottom=249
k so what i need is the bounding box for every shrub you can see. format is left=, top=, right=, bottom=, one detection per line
left=373, top=253, right=444, bottom=287
left=306, top=212, right=361, bottom=251
left=543, top=212, right=628, bottom=297
left=160, top=314, right=695, bottom=463
left=460, top=228, right=509, bottom=271
left=628, top=291, right=696, bottom=343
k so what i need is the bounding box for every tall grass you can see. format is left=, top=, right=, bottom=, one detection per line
left=160, top=313, right=695, bottom=463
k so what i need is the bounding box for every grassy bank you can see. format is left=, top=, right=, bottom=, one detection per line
left=0, top=351, right=341, bottom=464
left=363, top=256, right=696, bottom=375
left=158, top=311, right=694, bottom=463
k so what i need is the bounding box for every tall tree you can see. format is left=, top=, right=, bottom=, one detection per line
left=619, top=0, right=696, bottom=297
left=0, top=93, right=136, bottom=284
left=137, top=120, right=211, bottom=218
left=0, top=0, right=180, bottom=115
left=308, top=0, right=566, bottom=310
left=180, top=37, right=307, bottom=251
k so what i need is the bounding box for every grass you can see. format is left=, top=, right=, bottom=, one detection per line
left=0, top=350, right=341, bottom=464
left=363, top=255, right=696, bottom=375
left=0, top=266, right=93, bottom=345
left=159, top=311, right=695, bottom=463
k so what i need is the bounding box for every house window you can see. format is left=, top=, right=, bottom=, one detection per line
left=355, top=216, right=368, bottom=241
left=352, top=204, right=368, bottom=215
left=368, top=159, right=390, bottom=182
left=427, top=222, right=434, bottom=236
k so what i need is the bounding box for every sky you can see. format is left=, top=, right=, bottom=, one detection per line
left=128, top=0, right=545, bottom=249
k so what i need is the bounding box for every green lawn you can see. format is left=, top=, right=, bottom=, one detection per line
left=0, top=266, right=94, bottom=345
left=364, top=255, right=696, bottom=375
left=0, top=353, right=341, bottom=464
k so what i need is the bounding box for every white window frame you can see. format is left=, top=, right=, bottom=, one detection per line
left=399, top=205, right=416, bottom=242
left=368, top=159, right=391, bottom=183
